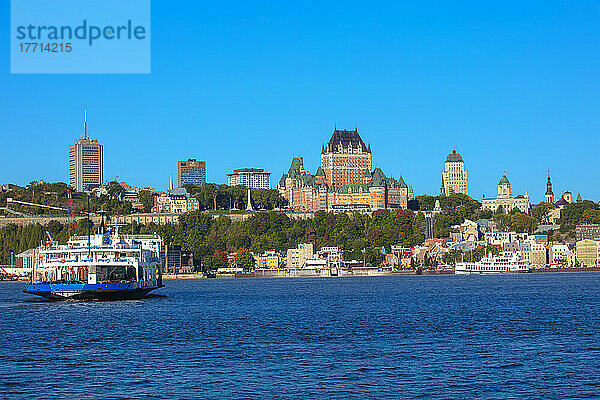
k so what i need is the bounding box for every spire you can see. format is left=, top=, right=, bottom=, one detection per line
left=82, top=109, right=88, bottom=139
left=170, top=174, right=173, bottom=191
left=545, top=171, right=553, bottom=202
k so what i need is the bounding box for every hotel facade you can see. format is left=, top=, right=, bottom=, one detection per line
left=277, top=129, right=413, bottom=212
left=228, top=168, right=271, bottom=189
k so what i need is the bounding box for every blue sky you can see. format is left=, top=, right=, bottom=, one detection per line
left=2, top=1, right=599, bottom=203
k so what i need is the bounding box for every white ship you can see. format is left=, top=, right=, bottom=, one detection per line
left=455, top=253, right=531, bottom=274
left=24, top=228, right=164, bottom=300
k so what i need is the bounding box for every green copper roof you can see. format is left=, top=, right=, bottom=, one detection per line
left=336, top=183, right=370, bottom=194
left=288, top=157, right=303, bottom=178
left=278, top=174, right=286, bottom=187
left=499, top=175, right=510, bottom=185
left=445, top=150, right=463, bottom=163
left=397, top=175, right=407, bottom=188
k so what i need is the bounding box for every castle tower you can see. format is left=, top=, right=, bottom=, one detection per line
left=321, top=128, right=371, bottom=188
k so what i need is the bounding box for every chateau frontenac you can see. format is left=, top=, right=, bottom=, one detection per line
left=277, top=128, right=413, bottom=212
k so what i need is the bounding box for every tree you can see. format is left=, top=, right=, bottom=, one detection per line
left=137, top=190, right=155, bottom=213
left=234, top=249, right=254, bottom=270
left=106, top=181, right=125, bottom=201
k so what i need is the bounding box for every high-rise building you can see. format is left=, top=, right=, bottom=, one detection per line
left=68, top=111, right=103, bottom=192
left=321, top=128, right=372, bottom=188
left=441, top=150, right=467, bottom=196
left=178, top=159, right=206, bottom=187
left=228, top=168, right=271, bottom=189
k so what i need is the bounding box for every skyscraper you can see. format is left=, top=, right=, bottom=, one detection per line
left=177, top=159, right=206, bottom=187
left=68, top=111, right=103, bottom=192
left=321, top=128, right=372, bottom=188
left=441, top=150, right=467, bottom=196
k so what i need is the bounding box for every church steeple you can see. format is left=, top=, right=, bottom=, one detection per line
left=545, top=172, right=554, bottom=203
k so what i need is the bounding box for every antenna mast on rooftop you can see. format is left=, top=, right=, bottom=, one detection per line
left=82, top=109, right=88, bottom=139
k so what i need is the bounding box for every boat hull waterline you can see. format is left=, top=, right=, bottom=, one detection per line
left=24, top=282, right=164, bottom=300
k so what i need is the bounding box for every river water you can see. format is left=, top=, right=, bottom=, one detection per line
left=1, top=273, right=599, bottom=399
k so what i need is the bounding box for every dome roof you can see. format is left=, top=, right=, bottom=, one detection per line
left=445, top=150, right=463, bottom=163
left=499, top=175, right=510, bottom=185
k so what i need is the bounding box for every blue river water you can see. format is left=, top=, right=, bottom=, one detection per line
left=1, top=273, right=600, bottom=399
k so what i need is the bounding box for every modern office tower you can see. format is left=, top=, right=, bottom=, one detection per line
left=178, top=159, right=206, bottom=187
left=68, top=111, right=103, bottom=192
left=227, top=168, right=271, bottom=189
left=441, top=150, right=467, bottom=196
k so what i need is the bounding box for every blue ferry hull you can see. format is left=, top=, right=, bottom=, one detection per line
left=24, top=282, right=163, bottom=301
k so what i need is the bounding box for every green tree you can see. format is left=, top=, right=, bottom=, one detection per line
left=137, top=190, right=155, bottom=213
left=234, top=249, right=254, bottom=270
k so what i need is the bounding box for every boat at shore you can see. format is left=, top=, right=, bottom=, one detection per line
left=24, top=228, right=163, bottom=300
left=455, top=253, right=531, bottom=275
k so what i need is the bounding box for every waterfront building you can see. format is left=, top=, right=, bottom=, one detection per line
left=286, top=243, right=315, bottom=269
left=178, top=159, right=206, bottom=187
left=576, top=239, right=600, bottom=267
left=321, top=128, right=372, bottom=189
left=228, top=168, right=271, bottom=189
left=13, top=248, right=35, bottom=276
left=278, top=129, right=412, bottom=213
left=68, top=112, right=103, bottom=192
left=576, top=224, right=600, bottom=241
left=441, top=150, right=468, bottom=196
left=163, top=242, right=182, bottom=273
left=481, top=175, right=530, bottom=214
left=254, top=251, right=282, bottom=269
left=180, top=251, right=195, bottom=274
left=549, top=243, right=570, bottom=265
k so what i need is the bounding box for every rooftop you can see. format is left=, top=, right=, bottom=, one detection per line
left=325, top=129, right=369, bottom=153
left=445, top=150, right=463, bottom=163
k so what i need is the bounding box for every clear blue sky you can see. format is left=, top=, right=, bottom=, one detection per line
left=2, top=1, right=599, bottom=203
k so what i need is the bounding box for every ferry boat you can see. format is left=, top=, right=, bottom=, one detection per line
left=23, top=228, right=164, bottom=300
left=455, top=252, right=531, bottom=275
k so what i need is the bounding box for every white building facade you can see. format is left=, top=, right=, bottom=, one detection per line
left=482, top=175, right=530, bottom=214
left=228, top=168, right=271, bottom=189
left=441, top=150, right=468, bottom=196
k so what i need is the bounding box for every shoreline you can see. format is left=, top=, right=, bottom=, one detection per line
left=161, top=267, right=600, bottom=280
left=4, top=267, right=599, bottom=283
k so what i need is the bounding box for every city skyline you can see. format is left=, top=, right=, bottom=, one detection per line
left=0, top=113, right=590, bottom=204
left=2, top=2, right=599, bottom=202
